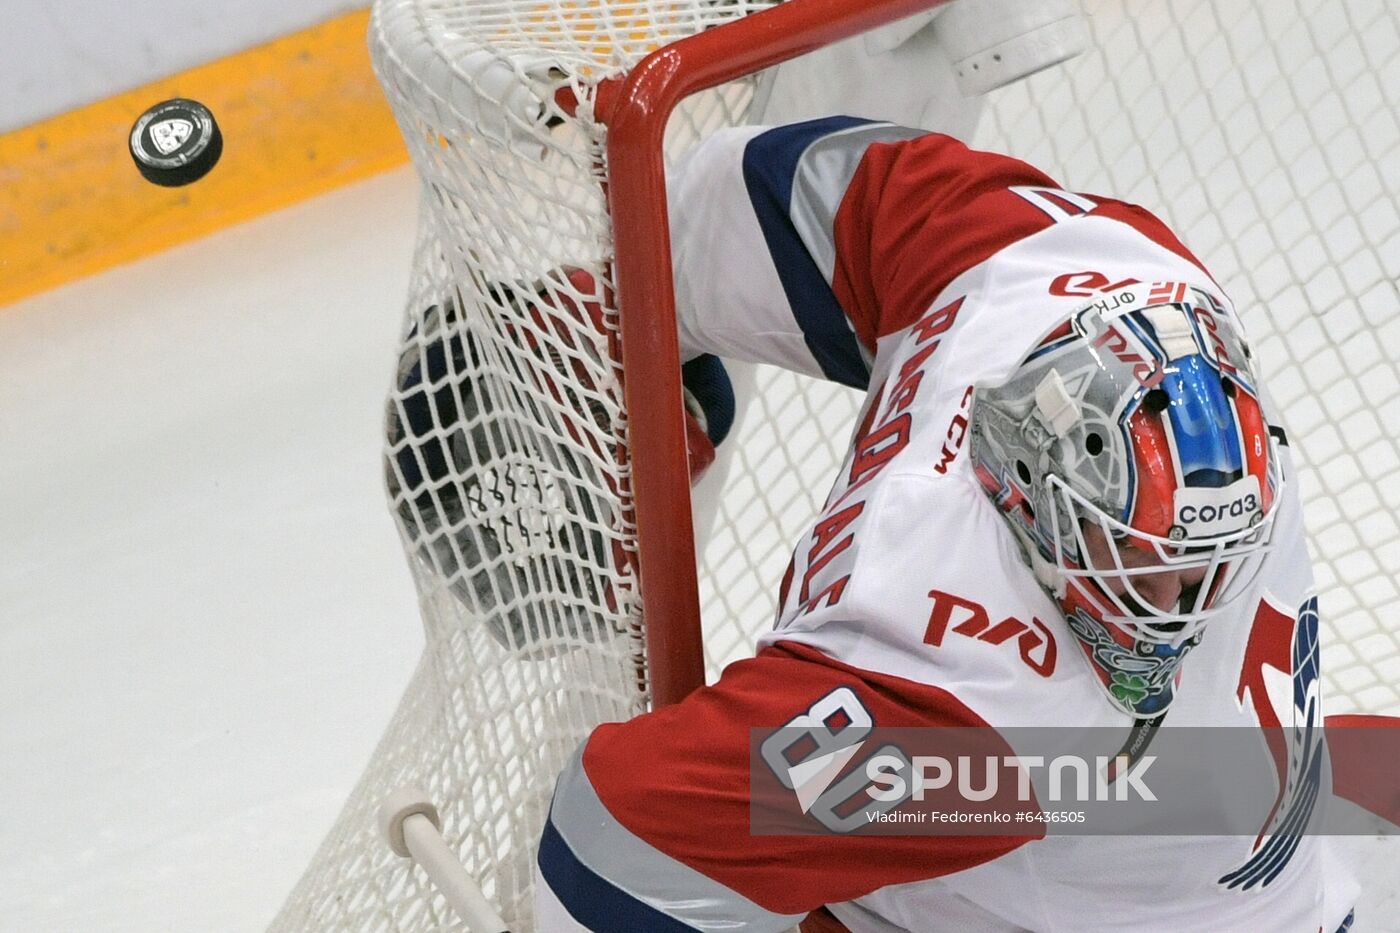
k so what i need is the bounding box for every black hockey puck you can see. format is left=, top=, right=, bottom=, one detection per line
left=129, top=98, right=223, bottom=187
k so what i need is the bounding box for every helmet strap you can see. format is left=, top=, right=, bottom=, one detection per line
left=1032, top=548, right=1066, bottom=596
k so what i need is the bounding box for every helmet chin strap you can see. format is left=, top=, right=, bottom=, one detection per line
left=1032, top=547, right=1066, bottom=596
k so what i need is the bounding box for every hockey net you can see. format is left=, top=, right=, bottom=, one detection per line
left=272, top=0, right=1400, bottom=929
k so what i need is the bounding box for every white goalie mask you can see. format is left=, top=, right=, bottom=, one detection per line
left=969, top=283, right=1283, bottom=717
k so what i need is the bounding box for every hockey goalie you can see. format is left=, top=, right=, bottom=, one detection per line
left=531, top=116, right=1376, bottom=932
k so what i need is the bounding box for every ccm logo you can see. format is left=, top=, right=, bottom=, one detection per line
left=1178, top=493, right=1259, bottom=525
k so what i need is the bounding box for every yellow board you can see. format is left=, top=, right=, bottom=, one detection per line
left=0, top=9, right=408, bottom=309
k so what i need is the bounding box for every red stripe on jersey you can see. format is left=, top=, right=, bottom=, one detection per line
left=1326, top=715, right=1400, bottom=828
left=830, top=134, right=1066, bottom=343
left=825, top=133, right=1213, bottom=345
left=581, top=641, right=1037, bottom=916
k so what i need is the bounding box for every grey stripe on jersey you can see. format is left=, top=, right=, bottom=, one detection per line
left=788, top=121, right=926, bottom=373
left=788, top=121, right=926, bottom=286
left=549, top=746, right=806, bottom=931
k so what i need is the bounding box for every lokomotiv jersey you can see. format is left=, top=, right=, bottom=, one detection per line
left=535, top=118, right=1360, bottom=932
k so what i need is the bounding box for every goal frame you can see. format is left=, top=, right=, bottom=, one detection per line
left=599, top=0, right=953, bottom=706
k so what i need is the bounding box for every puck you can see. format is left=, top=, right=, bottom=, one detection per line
left=129, top=98, right=223, bottom=187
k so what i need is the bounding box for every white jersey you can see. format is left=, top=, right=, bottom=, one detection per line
left=537, top=118, right=1361, bottom=933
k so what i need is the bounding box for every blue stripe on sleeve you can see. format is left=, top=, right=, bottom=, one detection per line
left=741, top=116, right=874, bottom=390
left=537, top=814, right=700, bottom=933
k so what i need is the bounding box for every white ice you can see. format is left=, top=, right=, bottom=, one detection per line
left=0, top=170, right=425, bottom=932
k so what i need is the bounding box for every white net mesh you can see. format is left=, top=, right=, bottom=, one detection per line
left=973, top=0, right=1400, bottom=719
left=272, top=0, right=1400, bottom=929
left=273, top=2, right=780, bottom=929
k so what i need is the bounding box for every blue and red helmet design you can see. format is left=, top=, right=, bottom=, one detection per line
left=971, top=282, right=1283, bottom=717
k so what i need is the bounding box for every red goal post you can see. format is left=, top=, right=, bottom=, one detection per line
left=599, top=0, right=957, bottom=707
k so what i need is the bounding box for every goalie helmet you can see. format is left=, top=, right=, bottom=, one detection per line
left=969, top=283, right=1282, bottom=718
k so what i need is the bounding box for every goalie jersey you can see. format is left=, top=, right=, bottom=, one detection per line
left=535, top=118, right=1360, bottom=932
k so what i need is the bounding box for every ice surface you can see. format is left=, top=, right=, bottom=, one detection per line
left=0, top=170, right=424, bottom=932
